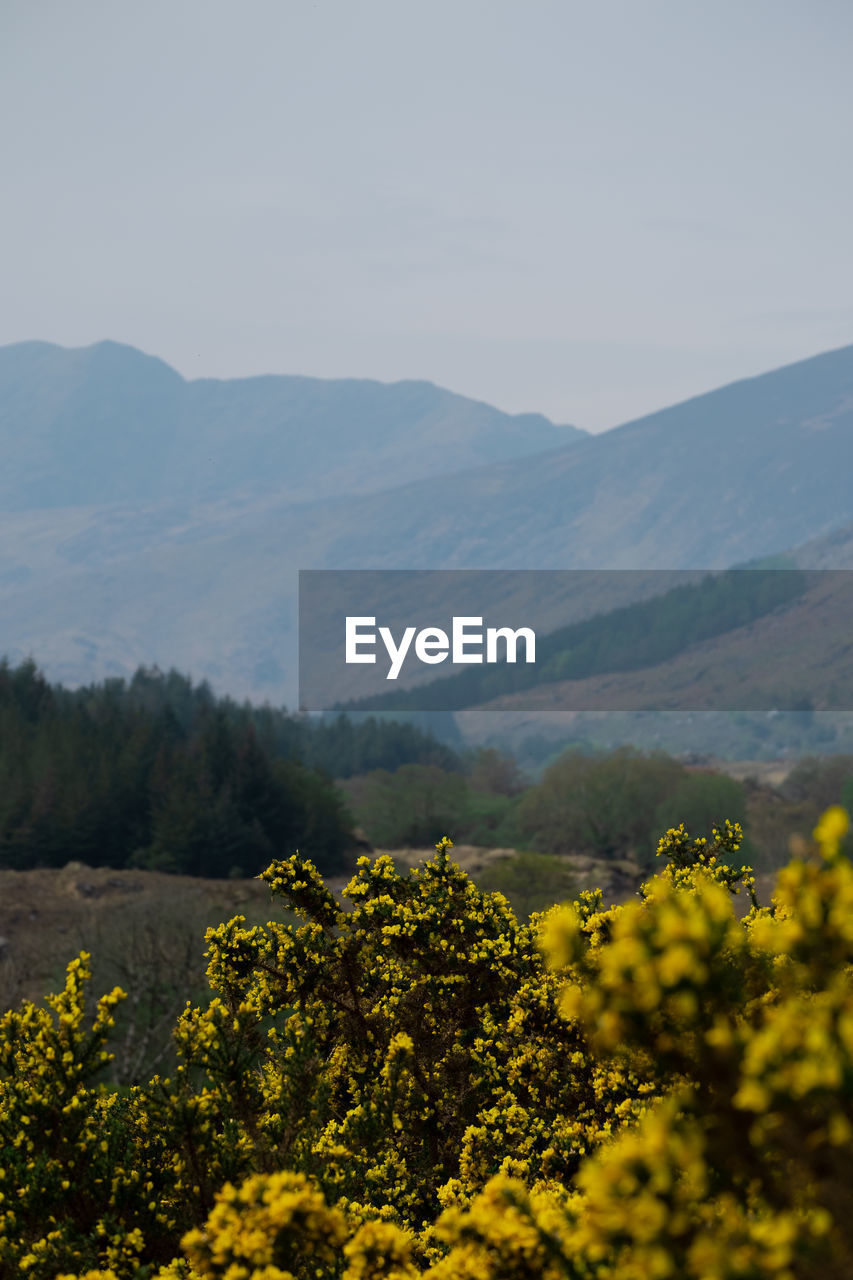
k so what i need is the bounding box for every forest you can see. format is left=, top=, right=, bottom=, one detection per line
left=0, top=660, right=456, bottom=877
left=3, top=659, right=853, bottom=893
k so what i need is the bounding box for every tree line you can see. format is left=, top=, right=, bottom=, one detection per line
left=344, top=744, right=853, bottom=878
left=3, top=656, right=852, bottom=882
left=0, top=659, right=458, bottom=876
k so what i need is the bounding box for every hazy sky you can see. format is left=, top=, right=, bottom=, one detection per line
left=3, top=1, right=852, bottom=432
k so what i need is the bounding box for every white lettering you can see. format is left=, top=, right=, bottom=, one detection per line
left=345, top=617, right=537, bottom=678
left=346, top=617, right=377, bottom=664
left=379, top=625, right=417, bottom=680
left=452, top=616, right=484, bottom=663
left=486, top=626, right=536, bottom=664
left=415, top=627, right=450, bottom=664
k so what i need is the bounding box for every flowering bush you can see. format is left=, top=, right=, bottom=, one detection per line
left=3, top=813, right=852, bottom=1278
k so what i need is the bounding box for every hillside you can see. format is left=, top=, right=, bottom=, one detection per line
left=334, top=567, right=810, bottom=713
left=2, top=341, right=853, bottom=701
left=290, top=341, right=853, bottom=573
left=472, top=570, right=853, bottom=714
left=341, top=562, right=853, bottom=763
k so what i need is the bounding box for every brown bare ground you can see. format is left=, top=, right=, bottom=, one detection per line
left=0, top=844, right=781, bottom=1011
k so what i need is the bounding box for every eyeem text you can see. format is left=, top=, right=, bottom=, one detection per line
left=345, top=616, right=537, bottom=680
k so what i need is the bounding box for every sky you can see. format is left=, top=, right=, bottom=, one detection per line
left=2, top=0, right=853, bottom=433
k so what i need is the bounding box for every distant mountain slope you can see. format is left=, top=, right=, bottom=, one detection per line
left=2, top=341, right=853, bottom=702
left=0, top=340, right=584, bottom=510
left=790, top=518, right=853, bottom=569
left=337, top=568, right=811, bottom=713
left=470, top=568, right=853, bottom=715
left=283, top=341, right=853, bottom=572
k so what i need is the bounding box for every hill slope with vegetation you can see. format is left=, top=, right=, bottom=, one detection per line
left=344, top=566, right=811, bottom=713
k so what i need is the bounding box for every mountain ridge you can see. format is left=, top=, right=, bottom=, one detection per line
left=2, top=338, right=853, bottom=702
left=0, top=339, right=585, bottom=511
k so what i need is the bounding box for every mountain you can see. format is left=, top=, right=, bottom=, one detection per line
left=0, top=340, right=584, bottom=510
left=280, top=341, right=853, bottom=572
left=350, top=565, right=853, bottom=716
left=2, top=340, right=853, bottom=703
left=449, top=559, right=853, bottom=766
left=790, top=518, right=853, bottom=569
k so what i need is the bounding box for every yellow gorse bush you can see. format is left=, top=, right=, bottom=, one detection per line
left=2, top=816, right=852, bottom=1278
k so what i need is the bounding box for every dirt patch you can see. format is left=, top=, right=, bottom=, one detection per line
left=0, top=863, right=285, bottom=1008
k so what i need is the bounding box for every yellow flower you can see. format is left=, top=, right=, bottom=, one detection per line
left=813, top=804, right=849, bottom=857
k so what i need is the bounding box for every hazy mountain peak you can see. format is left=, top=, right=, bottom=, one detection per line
left=0, top=339, right=584, bottom=511
left=0, top=337, right=186, bottom=386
